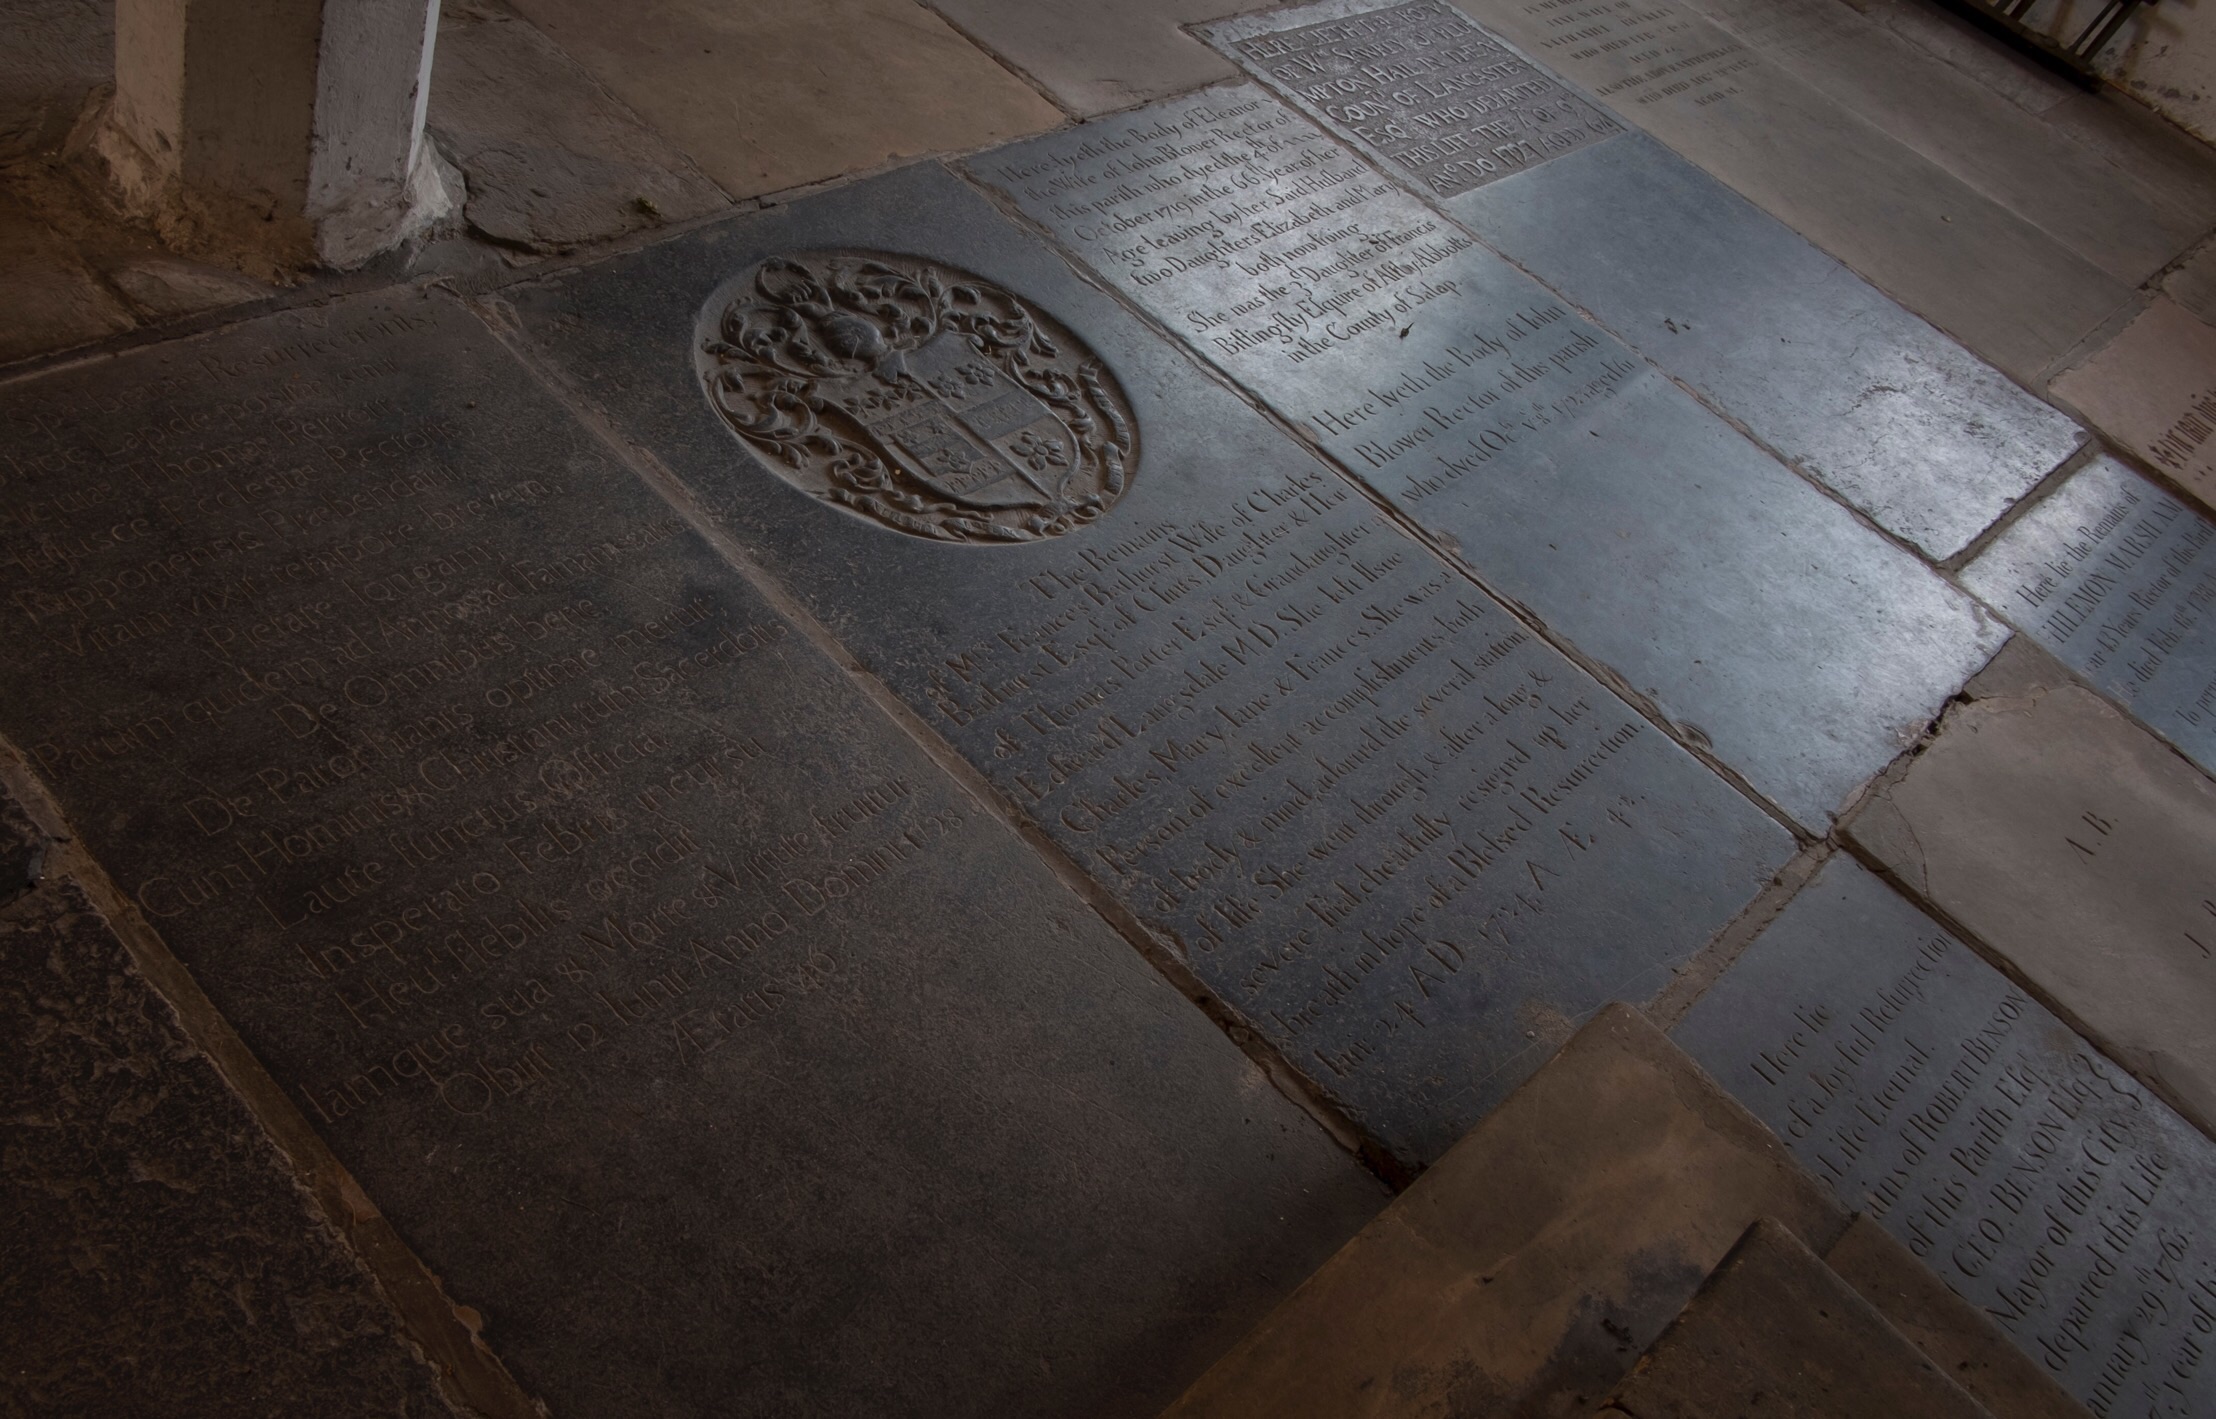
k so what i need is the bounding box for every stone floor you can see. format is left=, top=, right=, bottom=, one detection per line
left=7, top=1, right=2216, bottom=1415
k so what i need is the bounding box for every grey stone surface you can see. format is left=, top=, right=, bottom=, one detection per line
left=505, top=159, right=1792, bottom=1168
left=1675, top=855, right=2216, bottom=1415
left=1842, top=678, right=2216, bottom=1140
left=1675, top=0, right=2208, bottom=287
left=428, top=2, right=730, bottom=252
left=1208, top=1, right=2083, bottom=558
left=970, top=88, right=2006, bottom=829
left=0, top=290, right=1386, bottom=1418
left=924, top=0, right=1246, bottom=116
left=1443, top=132, right=2080, bottom=559
left=1823, top=1216, right=2089, bottom=1419
left=1206, top=1, right=1624, bottom=198
left=2, top=879, right=459, bottom=1419
left=1604, top=1218, right=1994, bottom=1419
left=1442, top=0, right=2133, bottom=383
left=1962, top=455, right=2216, bottom=776
left=1161, top=1005, right=1853, bottom=1418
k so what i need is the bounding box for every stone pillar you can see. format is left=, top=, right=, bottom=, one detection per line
left=75, top=0, right=455, bottom=274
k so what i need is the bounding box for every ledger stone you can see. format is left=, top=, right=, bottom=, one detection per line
left=504, top=160, right=1794, bottom=1168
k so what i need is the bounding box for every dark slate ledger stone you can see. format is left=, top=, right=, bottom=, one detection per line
left=1963, top=454, right=2216, bottom=779
left=1, top=878, right=458, bottom=1418
left=0, top=292, right=1385, bottom=1419
left=1202, top=0, right=2082, bottom=560
left=501, top=159, right=1791, bottom=1169
left=966, top=85, right=2005, bottom=830
left=1675, top=855, right=2216, bottom=1416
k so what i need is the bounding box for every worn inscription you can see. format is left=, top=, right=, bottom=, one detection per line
left=1677, top=860, right=2216, bottom=1419
left=1513, top=0, right=1755, bottom=109
left=1964, top=457, right=2216, bottom=777
left=696, top=252, right=1136, bottom=542
left=0, top=298, right=956, bottom=1141
left=1222, top=0, right=1619, bottom=197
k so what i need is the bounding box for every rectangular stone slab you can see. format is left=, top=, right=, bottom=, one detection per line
left=922, top=0, right=1243, bottom=116
left=1602, top=1219, right=1992, bottom=1419
left=1204, top=0, right=2083, bottom=560
left=967, top=87, right=2006, bottom=829
left=1843, top=676, right=2216, bottom=1140
left=1962, top=455, right=2216, bottom=778
left=1672, top=0, right=2206, bottom=287
left=2, top=878, right=458, bottom=1418
left=2049, top=299, right=2216, bottom=515
left=1162, top=1004, right=1852, bottom=1417
left=499, top=159, right=1792, bottom=1168
left=1674, top=854, right=2216, bottom=1415
left=0, top=291, right=1388, bottom=1418
left=1440, top=0, right=2131, bottom=383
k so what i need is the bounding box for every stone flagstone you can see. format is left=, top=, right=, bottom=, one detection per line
left=1962, top=455, right=2216, bottom=777
left=1441, top=0, right=2133, bottom=382
left=1205, top=0, right=2084, bottom=559
left=2049, top=298, right=2216, bottom=514
left=503, top=159, right=1793, bottom=1169
left=1672, top=0, right=2208, bottom=286
left=0, top=289, right=1385, bottom=1419
left=502, top=0, right=1064, bottom=200
left=969, top=86, right=2006, bottom=829
left=2, top=878, right=462, bottom=1418
left=923, top=0, right=1245, bottom=116
left=1675, top=853, right=2216, bottom=1416
left=1842, top=674, right=2216, bottom=1140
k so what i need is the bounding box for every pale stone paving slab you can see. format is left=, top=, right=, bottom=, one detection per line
left=1671, top=0, right=2207, bottom=285
left=1676, top=854, right=2216, bottom=1416
left=2050, top=299, right=2216, bottom=515
left=969, top=86, right=2007, bottom=829
left=1842, top=677, right=2216, bottom=1141
left=503, top=0, right=1065, bottom=200
left=923, top=0, right=1246, bottom=116
left=428, top=2, right=730, bottom=252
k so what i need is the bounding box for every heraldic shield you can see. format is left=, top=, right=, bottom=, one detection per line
left=696, top=251, right=1138, bottom=542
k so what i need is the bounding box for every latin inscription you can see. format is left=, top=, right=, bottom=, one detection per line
left=1677, top=860, right=2216, bottom=1419
left=1220, top=0, right=1620, bottom=197
left=1963, top=457, right=2216, bottom=777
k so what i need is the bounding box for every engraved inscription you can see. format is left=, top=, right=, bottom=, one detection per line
left=505, top=161, right=1790, bottom=1165
left=1964, top=458, right=2216, bottom=776
left=696, top=252, right=1137, bottom=542
left=1516, top=0, right=1755, bottom=110
left=1677, top=862, right=2216, bottom=1418
left=1225, top=0, right=1620, bottom=196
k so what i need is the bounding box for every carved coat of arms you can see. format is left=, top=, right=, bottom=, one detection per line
left=696, top=252, right=1137, bottom=542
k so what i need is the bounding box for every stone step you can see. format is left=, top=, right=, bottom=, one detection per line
left=1598, top=1218, right=1993, bottom=1418
left=1159, top=1004, right=2089, bottom=1418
